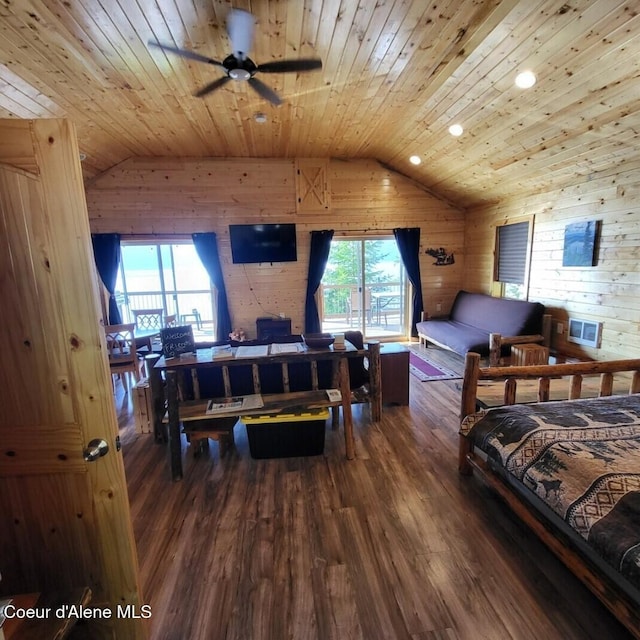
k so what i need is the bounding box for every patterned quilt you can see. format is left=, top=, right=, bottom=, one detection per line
left=462, top=394, right=640, bottom=592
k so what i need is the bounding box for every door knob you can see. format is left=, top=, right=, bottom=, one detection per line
left=83, top=439, right=109, bottom=462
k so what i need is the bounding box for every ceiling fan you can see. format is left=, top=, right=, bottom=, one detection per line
left=148, top=9, right=322, bottom=106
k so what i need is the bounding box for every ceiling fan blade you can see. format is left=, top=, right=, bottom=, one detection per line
left=248, top=77, right=282, bottom=106
left=257, top=59, right=323, bottom=73
left=227, top=9, right=255, bottom=61
left=148, top=40, right=224, bottom=67
left=194, top=76, right=232, bottom=98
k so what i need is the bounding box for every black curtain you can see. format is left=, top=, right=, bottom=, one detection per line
left=192, top=233, right=232, bottom=342
left=304, top=230, right=334, bottom=333
left=91, top=233, right=123, bottom=324
left=393, top=227, right=424, bottom=337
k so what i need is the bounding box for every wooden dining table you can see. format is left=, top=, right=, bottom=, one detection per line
left=133, top=326, right=162, bottom=352
left=149, top=341, right=382, bottom=480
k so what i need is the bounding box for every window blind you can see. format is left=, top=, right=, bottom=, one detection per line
left=497, top=221, right=529, bottom=284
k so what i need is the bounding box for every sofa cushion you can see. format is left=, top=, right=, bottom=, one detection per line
left=450, top=291, right=545, bottom=336
left=416, top=290, right=546, bottom=357
left=416, top=319, right=493, bottom=356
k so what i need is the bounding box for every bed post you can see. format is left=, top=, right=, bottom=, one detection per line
left=459, top=352, right=481, bottom=475
left=489, top=334, right=501, bottom=367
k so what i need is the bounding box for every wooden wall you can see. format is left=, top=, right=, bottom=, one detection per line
left=464, top=169, right=640, bottom=361
left=86, top=158, right=465, bottom=338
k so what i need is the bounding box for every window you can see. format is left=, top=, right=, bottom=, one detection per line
left=319, top=237, right=409, bottom=340
left=115, top=242, right=215, bottom=337
left=494, top=219, right=532, bottom=300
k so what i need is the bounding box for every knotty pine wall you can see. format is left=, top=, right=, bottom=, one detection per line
left=86, top=157, right=465, bottom=338
left=464, top=168, right=640, bottom=361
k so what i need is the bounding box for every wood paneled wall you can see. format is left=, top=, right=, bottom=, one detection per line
left=464, top=168, right=640, bottom=361
left=86, top=158, right=465, bottom=337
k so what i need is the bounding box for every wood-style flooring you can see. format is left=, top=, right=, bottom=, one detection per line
left=117, top=347, right=635, bottom=640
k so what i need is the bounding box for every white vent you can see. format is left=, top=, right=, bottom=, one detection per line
left=567, top=318, right=602, bottom=348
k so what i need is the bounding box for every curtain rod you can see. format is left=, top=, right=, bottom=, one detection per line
left=119, top=233, right=194, bottom=240
left=332, top=230, right=396, bottom=237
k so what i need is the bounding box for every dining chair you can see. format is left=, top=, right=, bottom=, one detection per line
left=347, top=288, right=372, bottom=325
left=180, top=308, right=202, bottom=329
left=132, top=308, right=165, bottom=361
left=132, top=308, right=164, bottom=332
left=104, top=323, right=143, bottom=391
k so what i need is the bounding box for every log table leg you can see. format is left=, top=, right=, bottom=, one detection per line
left=166, top=370, right=183, bottom=481
left=147, top=354, right=166, bottom=443
left=339, top=358, right=355, bottom=459
left=331, top=359, right=340, bottom=430
left=366, top=341, right=382, bottom=422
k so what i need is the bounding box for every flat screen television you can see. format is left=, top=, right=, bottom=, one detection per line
left=229, top=223, right=297, bottom=264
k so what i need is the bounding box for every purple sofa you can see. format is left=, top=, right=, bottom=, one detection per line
left=416, top=290, right=546, bottom=363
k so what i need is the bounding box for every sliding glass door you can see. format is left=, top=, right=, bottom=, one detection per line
left=320, top=237, right=408, bottom=340
left=115, top=242, right=215, bottom=337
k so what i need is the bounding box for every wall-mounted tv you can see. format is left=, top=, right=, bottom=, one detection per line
left=229, top=223, right=297, bottom=264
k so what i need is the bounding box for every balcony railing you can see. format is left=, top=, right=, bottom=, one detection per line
left=116, top=290, right=215, bottom=336
left=319, top=283, right=406, bottom=338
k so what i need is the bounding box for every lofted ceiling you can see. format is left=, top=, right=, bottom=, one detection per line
left=2, top=0, right=640, bottom=209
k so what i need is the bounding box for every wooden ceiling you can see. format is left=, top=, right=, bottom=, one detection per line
left=3, top=0, right=640, bottom=209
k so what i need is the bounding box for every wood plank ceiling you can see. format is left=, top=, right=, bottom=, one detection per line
left=2, top=0, right=640, bottom=209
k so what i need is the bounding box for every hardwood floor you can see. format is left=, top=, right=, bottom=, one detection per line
left=117, top=349, right=635, bottom=640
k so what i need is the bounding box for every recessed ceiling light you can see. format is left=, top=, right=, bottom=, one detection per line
left=515, top=70, right=536, bottom=89
left=448, top=124, right=463, bottom=137
left=409, top=155, right=421, bottom=165
left=79, top=152, right=87, bottom=161
left=254, top=112, right=267, bottom=123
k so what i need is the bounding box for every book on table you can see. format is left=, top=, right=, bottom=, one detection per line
left=206, top=394, right=264, bottom=414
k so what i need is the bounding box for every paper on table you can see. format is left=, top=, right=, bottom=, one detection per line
left=206, top=398, right=243, bottom=414
left=241, top=394, right=264, bottom=410
left=211, top=346, right=234, bottom=360
left=235, top=344, right=269, bottom=358
left=205, top=394, right=264, bottom=414
left=270, top=342, right=302, bottom=354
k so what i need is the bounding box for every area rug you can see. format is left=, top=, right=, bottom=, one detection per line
left=408, top=348, right=462, bottom=382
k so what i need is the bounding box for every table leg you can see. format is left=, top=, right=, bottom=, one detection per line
left=367, top=341, right=382, bottom=422
left=148, top=355, right=166, bottom=443
left=166, top=370, right=183, bottom=480
left=339, top=358, right=355, bottom=459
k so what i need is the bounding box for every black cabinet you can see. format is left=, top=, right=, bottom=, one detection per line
left=256, top=317, right=292, bottom=340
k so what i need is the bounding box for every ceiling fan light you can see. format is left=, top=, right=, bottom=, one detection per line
left=409, top=155, right=421, bottom=165
left=448, top=124, right=463, bottom=137
left=515, top=70, right=536, bottom=89
left=229, top=68, right=251, bottom=81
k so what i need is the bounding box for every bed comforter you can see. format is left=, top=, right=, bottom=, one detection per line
left=461, top=394, right=640, bottom=592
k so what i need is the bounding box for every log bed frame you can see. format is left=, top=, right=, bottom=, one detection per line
left=458, top=352, right=640, bottom=638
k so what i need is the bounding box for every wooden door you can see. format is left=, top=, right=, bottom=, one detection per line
left=0, top=120, right=146, bottom=638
